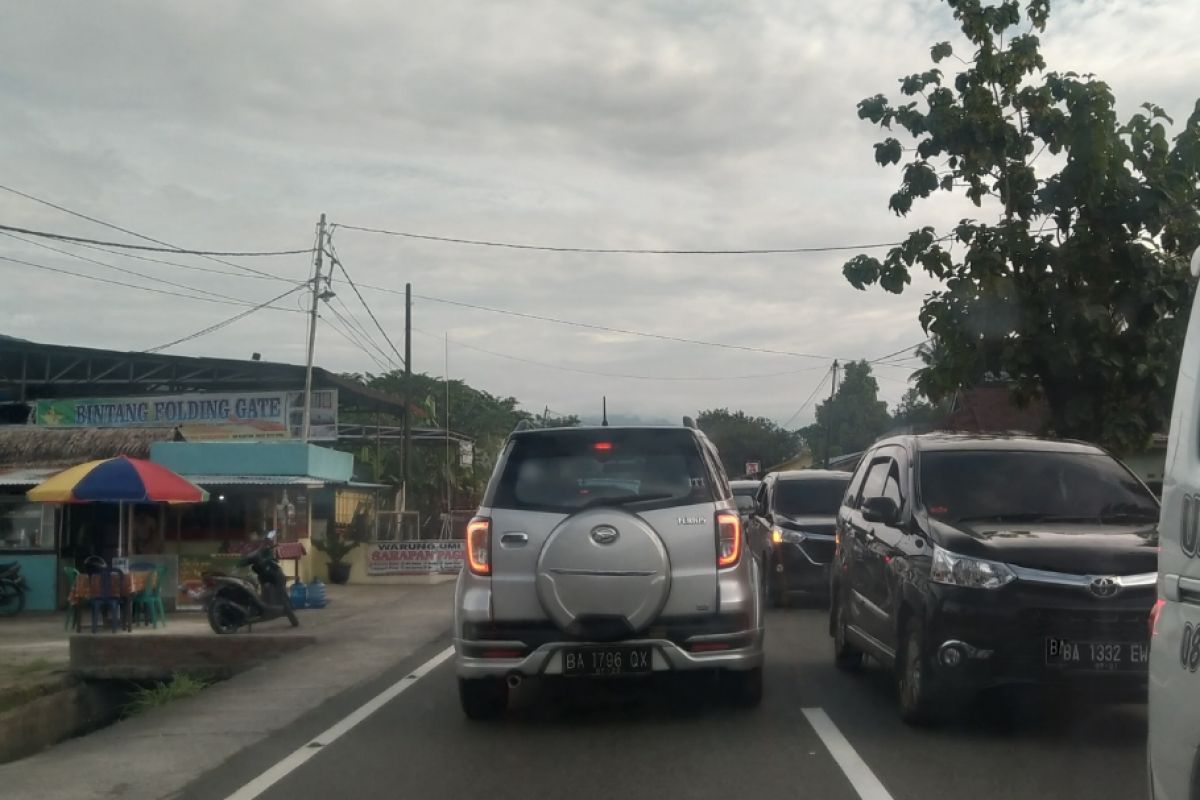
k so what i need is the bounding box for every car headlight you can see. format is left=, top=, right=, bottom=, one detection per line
left=929, top=545, right=1015, bottom=590
left=771, top=527, right=806, bottom=545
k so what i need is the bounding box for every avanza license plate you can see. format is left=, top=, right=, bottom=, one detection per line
left=563, top=645, right=653, bottom=677
left=1044, top=638, right=1149, bottom=671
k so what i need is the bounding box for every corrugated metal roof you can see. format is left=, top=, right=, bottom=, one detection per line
left=0, top=467, right=58, bottom=486
left=184, top=475, right=328, bottom=486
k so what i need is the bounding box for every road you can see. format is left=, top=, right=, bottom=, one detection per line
left=182, top=606, right=1148, bottom=800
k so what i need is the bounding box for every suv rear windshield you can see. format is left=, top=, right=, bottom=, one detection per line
left=774, top=479, right=849, bottom=517
left=490, top=429, right=715, bottom=513
left=919, top=450, right=1160, bottom=525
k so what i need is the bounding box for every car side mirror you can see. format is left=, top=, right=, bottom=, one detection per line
left=861, top=496, right=899, bottom=526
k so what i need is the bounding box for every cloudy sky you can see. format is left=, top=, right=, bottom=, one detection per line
left=1, top=0, right=1197, bottom=427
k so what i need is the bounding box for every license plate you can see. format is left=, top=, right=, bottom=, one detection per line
left=1044, top=637, right=1149, bottom=671
left=562, top=645, right=653, bottom=676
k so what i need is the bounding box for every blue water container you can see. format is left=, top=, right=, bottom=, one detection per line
left=289, top=579, right=308, bottom=610
left=306, top=578, right=328, bottom=609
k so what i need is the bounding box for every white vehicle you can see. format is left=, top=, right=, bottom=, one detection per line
left=1149, top=245, right=1200, bottom=800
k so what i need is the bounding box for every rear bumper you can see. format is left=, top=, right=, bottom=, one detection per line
left=455, top=629, right=764, bottom=679
left=925, top=585, right=1153, bottom=693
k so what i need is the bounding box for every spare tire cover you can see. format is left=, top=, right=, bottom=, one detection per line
left=536, top=507, right=671, bottom=637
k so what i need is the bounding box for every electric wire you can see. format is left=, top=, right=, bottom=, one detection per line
left=0, top=222, right=312, bottom=257
left=146, top=284, right=309, bottom=353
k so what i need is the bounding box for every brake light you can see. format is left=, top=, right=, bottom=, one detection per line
left=717, top=511, right=741, bottom=568
left=1150, top=597, right=1166, bottom=637
left=593, top=441, right=614, bottom=452
left=466, top=516, right=491, bottom=576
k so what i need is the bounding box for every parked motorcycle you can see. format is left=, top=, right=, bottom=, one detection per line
left=0, top=562, right=28, bottom=615
left=201, top=531, right=299, bottom=634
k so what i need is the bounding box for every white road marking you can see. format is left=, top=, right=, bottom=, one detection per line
left=223, top=646, right=454, bottom=800
left=802, top=707, right=895, bottom=800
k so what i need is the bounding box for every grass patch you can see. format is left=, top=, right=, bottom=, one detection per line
left=9, top=658, right=55, bottom=677
left=124, top=674, right=208, bottom=717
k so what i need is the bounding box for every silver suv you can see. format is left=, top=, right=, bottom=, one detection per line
left=454, top=422, right=765, bottom=718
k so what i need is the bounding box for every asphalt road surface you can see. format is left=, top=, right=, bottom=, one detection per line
left=183, top=606, right=1148, bottom=800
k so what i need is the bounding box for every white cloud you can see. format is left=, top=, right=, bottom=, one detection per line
left=0, top=0, right=1195, bottom=427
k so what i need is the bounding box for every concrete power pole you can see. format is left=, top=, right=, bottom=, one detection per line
left=401, top=282, right=412, bottom=512
left=301, top=213, right=326, bottom=442
left=823, top=360, right=839, bottom=469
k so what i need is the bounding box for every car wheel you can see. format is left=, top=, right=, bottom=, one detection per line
left=896, top=618, right=942, bottom=725
left=726, top=667, right=763, bottom=708
left=832, top=599, right=863, bottom=671
left=458, top=677, right=509, bottom=720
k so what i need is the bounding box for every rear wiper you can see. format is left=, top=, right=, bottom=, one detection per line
left=578, top=493, right=673, bottom=509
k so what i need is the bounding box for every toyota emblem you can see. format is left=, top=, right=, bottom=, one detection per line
left=1089, top=576, right=1119, bottom=599
left=591, top=525, right=620, bottom=545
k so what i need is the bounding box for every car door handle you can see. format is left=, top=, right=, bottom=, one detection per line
left=1179, top=576, right=1200, bottom=606
left=500, top=532, right=528, bottom=547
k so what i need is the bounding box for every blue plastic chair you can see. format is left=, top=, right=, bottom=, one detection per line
left=90, top=568, right=124, bottom=634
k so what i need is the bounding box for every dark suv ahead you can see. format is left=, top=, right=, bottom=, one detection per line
left=830, top=433, right=1159, bottom=723
left=748, top=470, right=850, bottom=607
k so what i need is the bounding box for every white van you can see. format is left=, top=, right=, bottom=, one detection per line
left=1149, top=246, right=1200, bottom=800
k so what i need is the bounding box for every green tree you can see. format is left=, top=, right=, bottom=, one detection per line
left=339, top=371, right=575, bottom=533
left=697, top=409, right=802, bottom=477
left=800, top=361, right=892, bottom=465
left=890, top=385, right=952, bottom=430
left=842, top=0, right=1200, bottom=453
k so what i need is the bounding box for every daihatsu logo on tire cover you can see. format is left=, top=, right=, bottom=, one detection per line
left=591, top=525, right=619, bottom=545
left=1089, top=576, right=1119, bottom=598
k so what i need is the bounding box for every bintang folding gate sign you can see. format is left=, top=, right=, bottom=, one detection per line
left=33, top=389, right=338, bottom=440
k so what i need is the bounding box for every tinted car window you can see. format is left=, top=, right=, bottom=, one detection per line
left=773, top=479, right=851, bottom=516
left=492, top=429, right=713, bottom=513
left=882, top=466, right=902, bottom=508
left=919, top=450, right=1159, bottom=524
left=859, top=461, right=891, bottom=503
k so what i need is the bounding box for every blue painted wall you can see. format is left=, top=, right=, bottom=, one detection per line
left=150, top=442, right=352, bottom=482
left=5, top=553, right=57, bottom=611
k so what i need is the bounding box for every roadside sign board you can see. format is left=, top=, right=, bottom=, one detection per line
left=745, top=461, right=761, bottom=475
left=366, top=541, right=465, bottom=576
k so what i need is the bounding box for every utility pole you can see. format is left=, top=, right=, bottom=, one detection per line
left=301, top=213, right=326, bottom=442
left=823, top=360, right=839, bottom=469
left=402, top=282, right=412, bottom=512
left=543, top=406, right=549, bottom=427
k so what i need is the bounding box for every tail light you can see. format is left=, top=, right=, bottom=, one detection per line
left=1150, top=597, right=1166, bottom=637
left=716, top=511, right=742, bottom=568
left=466, top=516, right=492, bottom=576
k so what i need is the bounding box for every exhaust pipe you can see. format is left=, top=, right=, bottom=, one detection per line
left=506, top=673, right=523, bottom=689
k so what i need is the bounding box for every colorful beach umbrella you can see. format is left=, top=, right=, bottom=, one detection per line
left=27, top=457, right=207, bottom=503
left=27, top=457, right=207, bottom=558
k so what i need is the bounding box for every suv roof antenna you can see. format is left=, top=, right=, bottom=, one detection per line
left=601, top=396, right=608, bottom=427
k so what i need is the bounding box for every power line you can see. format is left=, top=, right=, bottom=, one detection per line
left=331, top=293, right=393, bottom=363
left=0, top=222, right=312, bottom=257
left=320, top=315, right=394, bottom=373
left=326, top=238, right=406, bottom=367
left=323, top=298, right=401, bottom=370
left=0, top=252, right=308, bottom=309
left=0, top=230, right=301, bottom=310
left=780, top=365, right=834, bottom=429
left=332, top=222, right=936, bottom=256
left=147, top=284, right=309, bottom=353
left=869, top=340, right=929, bottom=364
left=70, top=239, right=291, bottom=282
left=0, top=183, right=305, bottom=280
left=409, top=293, right=838, bottom=361
left=414, top=327, right=829, bottom=382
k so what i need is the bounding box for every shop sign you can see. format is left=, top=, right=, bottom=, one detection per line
left=177, top=553, right=247, bottom=609
left=366, top=541, right=465, bottom=575
left=34, top=389, right=338, bottom=441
